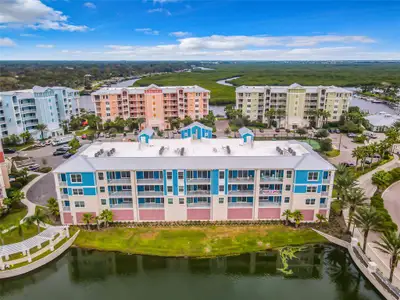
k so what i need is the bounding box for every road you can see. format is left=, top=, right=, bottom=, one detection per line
left=383, top=181, right=400, bottom=232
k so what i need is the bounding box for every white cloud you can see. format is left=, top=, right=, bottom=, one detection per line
left=135, top=28, right=159, bottom=35
left=84, top=2, right=96, bottom=9
left=153, top=0, right=179, bottom=3
left=169, top=31, right=191, bottom=37
left=20, top=33, right=40, bottom=37
left=0, top=0, right=89, bottom=32
left=147, top=8, right=171, bottom=15
left=0, top=37, right=16, bottom=47
left=61, top=49, right=82, bottom=54
left=36, top=44, right=54, bottom=48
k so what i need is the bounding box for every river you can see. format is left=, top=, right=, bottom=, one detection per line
left=0, top=245, right=383, bottom=300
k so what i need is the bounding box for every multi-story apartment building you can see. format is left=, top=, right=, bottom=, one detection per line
left=0, top=86, right=80, bottom=139
left=54, top=122, right=335, bottom=225
left=236, top=83, right=352, bottom=129
left=0, top=141, right=10, bottom=206
left=92, top=84, right=210, bottom=130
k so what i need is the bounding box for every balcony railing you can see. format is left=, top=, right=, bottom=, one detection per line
left=138, top=203, right=164, bottom=208
left=137, top=178, right=163, bottom=184
left=228, top=202, right=253, bottom=208
left=110, top=203, right=133, bottom=209
left=228, top=190, right=254, bottom=195
left=59, top=181, right=67, bottom=187
left=323, top=178, right=331, bottom=184
left=320, top=203, right=328, bottom=208
left=187, top=202, right=211, bottom=208
left=228, top=177, right=254, bottom=183
left=259, top=201, right=281, bottom=207
left=260, top=176, right=284, bottom=182
left=321, top=191, right=329, bottom=196
left=108, top=178, right=131, bottom=184
left=60, top=194, right=69, bottom=199
left=62, top=206, right=71, bottom=211
left=186, top=178, right=211, bottom=184
left=137, top=191, right=164, bottom=196
left=187, top=190, right=211, bottom=196
left=109, top=191, right=132, bottom=197
left=259, top=189, right=282, bottom=195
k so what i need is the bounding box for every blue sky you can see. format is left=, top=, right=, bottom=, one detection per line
left=0, top=0, right=399, bottom=60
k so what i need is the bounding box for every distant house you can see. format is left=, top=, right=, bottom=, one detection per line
left=365, top=112, right=400, bottom=132
left=180, top=122, right=212, bottom=139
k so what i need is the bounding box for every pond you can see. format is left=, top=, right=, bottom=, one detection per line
left=0, top=245, right=383, bottom=300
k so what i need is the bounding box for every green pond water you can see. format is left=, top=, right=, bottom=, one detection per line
left=0, top=245, right=384, bottom=300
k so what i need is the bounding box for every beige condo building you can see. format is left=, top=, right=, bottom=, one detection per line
left=235, top=83, right=352, bottom=129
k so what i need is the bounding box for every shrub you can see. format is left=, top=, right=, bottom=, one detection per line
left=319, top=138, right=333, bottom=152
left=38, top=167, right=52, bottom=173
left=10, top=181, right=23, bottom=190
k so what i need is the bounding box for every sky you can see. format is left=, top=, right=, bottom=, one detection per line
left=0, top=0, right=400, bottom=60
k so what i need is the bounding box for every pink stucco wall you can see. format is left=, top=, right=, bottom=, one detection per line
left=76, top=212, right=96, bottom=224
left=227, top=208, right=253, bottom=220
left=258, top=208, right=281, bottom=219
left=63, top=212, right=73, bottom=224
left=300, top=209, right=315, bottom=221
left=111, top=210, right=134, bottom=221
left=187, top=209, right=210, bottom=220
left=139, top=209, right=165, bottom=221
left=318, top=209, right=328, bottom=217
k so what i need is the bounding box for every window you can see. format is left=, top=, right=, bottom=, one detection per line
left=99, top=186, right=105, bottom=193
left=70, top=174, right=82, bottom=183
left=178, top=172, right=184, bottom=180
left=168, top=198, right=173, bottom=204
left=284, top=197, right=290, bottom=203
left=179, top=198, right=185, bottom=204
left=219, top=185, right=224, bottom=192
left=320, top=198, right=326, bottom=204
left=167, top=172, right=172, bottom=180
left=179, top=186, right=184, bottom=193
left=305, top=198, right=316, bottom=205
left=306, top=186, right=317, bottom=193
left=285, top=185, right=291, bottom=191
left=98, top=172, right=104, bottom=180
left=101, top=199, right=107, bottom=205
left=167, top=186, right=173, bottom=193
left=72, top=188, right=83, bottom=196
left=219, top=198, right=224, bottom=204
left=219, top=171, right=224, bottom=179
left=308, top=172, right=319, bottom=181
left=121, top=171, right=130, bottom=178
left=286, top=171, right=292, bottom=179
left=74, top=201, right=85, bottom=208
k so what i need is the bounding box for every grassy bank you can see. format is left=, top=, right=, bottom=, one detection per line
left=73, top=225, right=327, bottom=257
left=0, top=206, right=27, bottom=228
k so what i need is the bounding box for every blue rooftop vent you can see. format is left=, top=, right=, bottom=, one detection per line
left=138, top=128, right=154, bottom=144
left=238, top=127, right=254, bottom=143
left=180, top=122, right=212, bottom=140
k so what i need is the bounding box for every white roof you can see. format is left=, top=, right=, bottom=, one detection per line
left=54, top=139, right=335, bottom=172
left=139, top=128, right=155, bottom=137
left=365, top=112, right=400, bottom=127
left=236, top=84, right=352, bottom=94
left=238, top=127, right=254, bottom=136
left=92, top=84, right=210, bottom=96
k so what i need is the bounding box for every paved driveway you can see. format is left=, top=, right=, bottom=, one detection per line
left=383, top=181, right=400, bottom=228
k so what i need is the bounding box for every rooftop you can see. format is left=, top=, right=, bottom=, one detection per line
left=54, top=139, right=335, bottom=172
left=92, top=84, right=210, bottom=95
left=236, top=84, right=352, bottom=94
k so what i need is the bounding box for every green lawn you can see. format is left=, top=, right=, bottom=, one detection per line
left=2, top=224, right=41, bottom=244
left=74, top=225, right=327, bottom=257
left=325, top=149, right=340, bottom=157
left=7, top=141, right=35, bottom=151
left=75, top=128, right=96, bottom=136
left=0, top=206, right=27, bottom=229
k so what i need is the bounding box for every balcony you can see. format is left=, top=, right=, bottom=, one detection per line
left=187, top=202, right=210, bottom=208
left=228, top=202, right=253, bottom=208
left=110, top=202, right=133, bottom=209
left=228, top=177, right=254, bottom=183
left=109, top=191, right=132, bottom=197
left=108, top=178, right=131, bottom=184
left=137, top=178, right=163, bottom=184
left=62, top=206, right=71, bottom=211
left=321, top=191, right=329, bottom=196
left=259, top=189, right=282, bottom=196
left=137, top=191, right=164, bottom=197
left=260, top=176, right=283, bottom=182
left=320, top=203, right=328, bottom=208
left=228, top=190, right=254, bottom=196
left=60, top=194, right=69, bottom=199
left=186, top=178, right=211, bottom=184
left=323, top=178, right=331, bottom=184
left=259, top=201, right=281, bottom=207
left=187, top=190, right=211, bottom=196
left=59, top=181, right=67, bottom=187
left=139, top=203, right=164, bottom=209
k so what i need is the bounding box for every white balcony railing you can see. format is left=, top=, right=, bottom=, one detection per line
left=109, top=191, right=132, bottom=197
left=136, top=178, right=163, bottom=184
left=260, top=176, right=284, bottom=182
left=187, top=202, right=211, bottom=208
left=138, top=203, right=164, bottom=208
left=59, top=181, right=67, bottom=187
left=186, top=178, right=211, bottom=184
left=228, top=202, right=253, bottom=208
left=320, top=203, right=328, bottom=208
left=137, top=191, right=164, bottom=196
left=110, top=203, right=133, bottom=209
left=259, top=201, right=281, bottom=207
left=60, top=194, right=69, bottom=199
left=259, top=189, right=282, bottom=195
left=228, top=190, right=254, bottom=195
left=108, top=178, right=131, bottom=184
left=228, top=177, right=254, bottom=183
left=323, top=178, right=331, bottom=184
left=187, top=190, right=211, bottom=196
left=62, top=206, right=71, bottom=211
left=321, top=191, right=329, bottom=196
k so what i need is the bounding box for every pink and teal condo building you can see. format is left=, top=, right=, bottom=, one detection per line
left=53, top=123, right=335, bottom=224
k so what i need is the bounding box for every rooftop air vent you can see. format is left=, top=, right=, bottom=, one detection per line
left=213, top=147, right=218, bottom=153
left=180, top=147, right=185, bottom=156
left=226, top=145, right=231, bottom=155
left=276, top=146, right=284, bottom=155
left=159, top=146, right=165, bottom=156
left=94, top=153, right=99, bottom=157
left=99, top=149, right=104, bottom=154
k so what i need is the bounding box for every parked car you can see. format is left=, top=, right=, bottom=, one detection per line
left=212, top=134, right=217, bottom=139
left=328, top=128, right=334, bottom=133
left=99, top=132, right=105, bottom=137
left=259, top=129, right=264, bottom=133
left=63, top=152, right=73, bottom=159
left=28, top=164, right=40, bottom=171
left=45, top=140, right=52, bottom=145
left=81, top=134, right=87, bottom=140
left=275, top=128, right=280, bottom=133
left=335, top=129, right=341, bottom=133
left=373, top=154, right=381, bottom=159
left=105, top=133, right=110, bottom=138
left=4, top=148, right=16, bottom=154
left=53, top=149, right=67, bottom=156
left=342, top=162, right=355, bottom=167
left=57, top=145, right=71, bottom=151
left=364, top=158, right=372, bottom=164
left=347, top=133, right=357, bottom=138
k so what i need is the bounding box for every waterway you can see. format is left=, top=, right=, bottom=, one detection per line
left=0, top=245, right=383, bottom=300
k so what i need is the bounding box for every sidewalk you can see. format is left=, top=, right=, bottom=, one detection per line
left=20, top=171, right=47, bottom=223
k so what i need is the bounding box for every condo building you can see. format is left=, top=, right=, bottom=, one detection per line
left=54, top=122, right=335, bottom=225
left=92, top=84, right=210, bottom=130
left=0, top=141, right=10, bottom=206
left=0, top=86, right=80, bottom=139
left=236, top=83, right=352, bottom=129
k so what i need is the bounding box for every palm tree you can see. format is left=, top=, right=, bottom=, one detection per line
left=321, top=110, right=331, bottom=126
left=276, top=109, right=286, bottom=128
left=265, top=108, right=276, bottom=128
left=282, top=209, right=292, bottom=226
left=351, top=147, right=365, bottom=170
left=82, top=213, right=93, bottom=230
left=26, top=210, right=47, bottom=234
left=0, top=225, right=5, bottom=245
left=19, top=131, right=32, bottom=144
left=342, top=187, right=367, bottom=233
left=46, top=197, right=60, bottom=221
left=374, top=231, right=400, bottom=283
left=353, top=206, right=384, bottom=253
left=36, top=124, right=48, bottom=140
left=137, top=117, right=145, bottom=130
left=16, top=222, right=24, bottom=241
left=95, top=216, right=101, bottom=230
left=334, top=171, right=357, bottom=215
left=100, top=209, right=113, bottom=228
left=316, top=214, right=327, bottom=227
left=291, top=210, right=304, bottom=228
